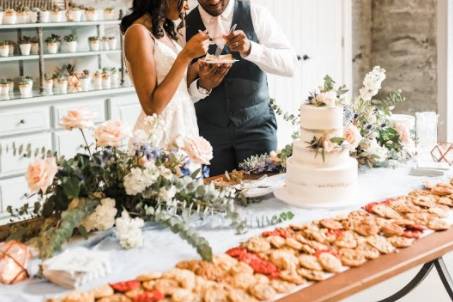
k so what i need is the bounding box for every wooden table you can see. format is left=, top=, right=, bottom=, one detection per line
left=278, top=227, right=453, bottom=302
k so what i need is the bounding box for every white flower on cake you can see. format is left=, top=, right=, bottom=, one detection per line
left=307, top=75, right=348, bottom=107
left=115, top=210, right=144, bottom=249
left=59, top=108, right=96, bottom=130
left=82, top=198, right=117, bottom=232
left=315, top=91, right=337, bottom=108
left=344, top=124, right=362, bottom=150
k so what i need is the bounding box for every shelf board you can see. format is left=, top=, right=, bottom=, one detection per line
left=0, top=50, right=121, bottom=62
left=0, top=54, right=40, bottom=62
left=0, top=20, right=121, bottom=30
left=0, top=86, right=135, bottom=108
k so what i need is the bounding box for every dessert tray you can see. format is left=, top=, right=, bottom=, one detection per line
left=48, top=178, right=453, bottom=302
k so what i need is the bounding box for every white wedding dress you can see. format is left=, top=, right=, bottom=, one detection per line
left=126, top=28, right=199, bottom=148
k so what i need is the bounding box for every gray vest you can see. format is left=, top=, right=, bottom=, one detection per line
left=186, top=0, right=271, bottom=128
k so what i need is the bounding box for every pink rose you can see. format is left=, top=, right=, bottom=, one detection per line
left=394, top=122, right=410, bottom=145
left=59, top=108, right=96, bottom=130
left=94, top=120, right=129, bottom=148
left=182, top=136, right=213, bottom=165
left=344, top=124, right=362, bottom=150
left=26, top=157, right=58, bottom=193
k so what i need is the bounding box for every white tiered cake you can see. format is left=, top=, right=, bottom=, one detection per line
left=275, top=81, right=359, bottom=208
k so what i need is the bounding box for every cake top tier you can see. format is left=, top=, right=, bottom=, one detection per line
left=300, top=104, right=344, bottom=130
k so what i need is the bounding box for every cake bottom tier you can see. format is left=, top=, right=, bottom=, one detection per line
left=284, top=157, right=358, bottom=206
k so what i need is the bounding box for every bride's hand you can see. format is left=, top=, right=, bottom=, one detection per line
left=181, top=32, right=210, bottom=61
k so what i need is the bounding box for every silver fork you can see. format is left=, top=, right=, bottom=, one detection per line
left=215, top=23, right=237, bottom=57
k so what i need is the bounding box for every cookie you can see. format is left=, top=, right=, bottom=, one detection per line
left=366, top=235, right=396, bottom=254
left=296, top=268, right=330, bottom=281
left=298, top=254, right=323, bottom=271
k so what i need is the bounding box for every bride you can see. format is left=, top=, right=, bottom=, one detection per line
left=121, top=0, right=209, bottom=147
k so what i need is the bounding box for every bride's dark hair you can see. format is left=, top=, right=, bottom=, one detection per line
left=120, top=0, right=185, bottom=40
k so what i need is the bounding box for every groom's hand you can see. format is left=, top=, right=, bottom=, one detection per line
left=225, top=30, right=251, bottom=57
left=198, top=61, right=232, bottom=90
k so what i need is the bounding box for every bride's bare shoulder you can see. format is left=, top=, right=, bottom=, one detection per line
left=124, top=23, right=153, bottom=44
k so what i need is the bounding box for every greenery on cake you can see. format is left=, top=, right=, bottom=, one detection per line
left=306, top=75, right=348, bottom=107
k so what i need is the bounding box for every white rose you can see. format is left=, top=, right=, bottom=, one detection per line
left=158, top=186, right=177, bottom=202
left=316, top=91, right=337, bottom=107
left=123, top=168, right=149, bottom=196
left=114, top=210, right=144, bottom=249
left=82, top=198, right=117, bottom=232
left=344, top=124, right=363, bottom=150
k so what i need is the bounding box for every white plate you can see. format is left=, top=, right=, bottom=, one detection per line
left=240, top=174, right=285, bottom=198
left=200, top=58, right=239, bottom=64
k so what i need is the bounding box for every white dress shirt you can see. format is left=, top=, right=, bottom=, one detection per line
left=189, top=0, right=298, bottom=102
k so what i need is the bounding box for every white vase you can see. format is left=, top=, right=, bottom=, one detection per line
left=3, top=13, right=17, bottom=25
left=63, top=41, right=77, bottom=53
left=102, top=77, right=111, bottom=90
left=19, top=83, right=33, bottom=98
left=42, top=80, right=53, bottom=95
left=29, top=11, right=38, bottom=23
left=111, top=73, right=120, bottom=88
left=108, top=38, right=117, bottom=50
left=47, top=43, right=59, bottom=54
left=17, top=12, right=29, bottom=24
left=50, top=11, right=64, bottom=23
left=40, top=11, right=50, bottom=23
left=104, top=10, right=115, bottom=21
left=85, top=10, right=97, bottom=22
left=56, top=80, right=68, bottom=94
left=8, top=44, right=14, bottom=56
left=68, top=9, right=82, bottom=22
left=7, top=81, right=14, bottom=93
left=89, top=40, right=100, bottom=51
left=0, top=46, right=9, bottom=57
left=19, top=43, right=32, bottom=56
left=0, top=12, right=4, bottom=25
left=81, top=78, right=91, bottom=92
left=0, top=84, right=9, bottom=97
left=31, top=43, right=39, bottom=55
left=102, top=40, right=110, bottom=51
left=93, top=77, right=103, bottom=90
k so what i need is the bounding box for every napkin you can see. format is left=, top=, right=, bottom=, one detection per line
left=42, top=247, right=111, bottom=289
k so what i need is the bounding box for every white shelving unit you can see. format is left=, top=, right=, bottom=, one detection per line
left=0, top=14, right=142, bottom=217
left=0, top=18, right=126, bottom=94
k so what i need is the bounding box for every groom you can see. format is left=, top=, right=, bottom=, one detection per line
left=187, top=0, right=297, bottom=176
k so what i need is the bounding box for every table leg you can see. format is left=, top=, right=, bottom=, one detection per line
left=377, top=262, right=434, bottom=302
left=434, top=257, right=453, bottom=299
